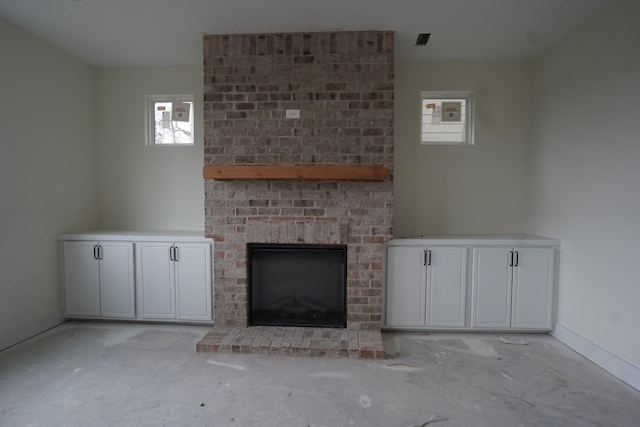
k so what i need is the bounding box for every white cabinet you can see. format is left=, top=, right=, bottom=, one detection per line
left=174, top=244, right=212, bottom=321
left=136, top=242, right=175, bottom=319
left=60, top=231, right=213, bottom=324
left=425, top=247, right=467, bottom=328
left=136, top=242, right=212, bottom=322
left=470, top=247, right=512, bottom=328
left=383, top=236, right=559, bottom=332
left=62, top=241, right=135, bottom=319
left=385, top=245, right=467, bottom=329
left=511, top=248, right=554, bottom=328
left=385, top=246, right=426, bottom=327
left=471, top=247, right=554, bottom=330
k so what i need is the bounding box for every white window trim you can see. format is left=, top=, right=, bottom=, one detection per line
left=420, top=91, right=475, bottom=146
left=145, top=95, right=195, bottom=146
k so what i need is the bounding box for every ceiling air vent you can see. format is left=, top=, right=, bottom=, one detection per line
left=415, top=33, right=431, bottom=46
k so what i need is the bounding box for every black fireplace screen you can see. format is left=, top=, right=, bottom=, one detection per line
left=248, top=243, right=347, bottom=328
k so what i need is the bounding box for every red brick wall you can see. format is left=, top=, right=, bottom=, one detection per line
left=203, top=31, right=394, bottom=330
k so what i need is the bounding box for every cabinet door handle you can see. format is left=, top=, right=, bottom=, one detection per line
left=98, top=245, right=103, bottom=260
left=509, top=250, right=514, bottom=267
left=173, top=246, right=178, bottom=262
left=169, top=246, right=174, bottom=261
left=93, top=245, right=98, bottom=260
left=514, top=251, right=519, bottom=267
left=427, top=249, right=432, bottom=266
left=423, top=250, right=427, bottom=266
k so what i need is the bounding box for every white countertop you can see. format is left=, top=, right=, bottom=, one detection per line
left=386, top=234, right=560, bottom=247
left=58, top=230, right=213, bottom=243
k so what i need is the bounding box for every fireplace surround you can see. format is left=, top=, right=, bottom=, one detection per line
left=203, top=30, right=394, bottom=331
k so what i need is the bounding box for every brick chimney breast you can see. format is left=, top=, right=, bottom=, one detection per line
left=203, top=31, right=394, bottom=330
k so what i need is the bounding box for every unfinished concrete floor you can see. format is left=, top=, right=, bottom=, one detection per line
left=1, top=321, right=638, bottom=427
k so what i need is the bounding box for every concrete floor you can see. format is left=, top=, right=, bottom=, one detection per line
left=1, top=322, right=638, bottom=427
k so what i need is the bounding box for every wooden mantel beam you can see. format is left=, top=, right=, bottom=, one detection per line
left=203, top=165, right=388, bottom=181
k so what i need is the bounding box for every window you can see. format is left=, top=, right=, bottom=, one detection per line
left=421, top=91, right=474, bottom=145
left=146, top=95, right=194, bottom=146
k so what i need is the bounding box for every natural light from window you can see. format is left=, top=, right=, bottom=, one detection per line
left=146, top=95, right=194, bottom=146
left=421, top=92, right=474, bottom=145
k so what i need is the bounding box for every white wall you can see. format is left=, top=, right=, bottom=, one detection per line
left=394, top=61, right=533, bottom=237
left=0, top=17, right=97, bottom=349
left=96, top=67, right=204, bottom=231
left=528, top=0, right=640, bottom=372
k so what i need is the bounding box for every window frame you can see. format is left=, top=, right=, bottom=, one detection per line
left=420, top=91, right=475, bottom=146
left=145, top=95, right=195, bottom=147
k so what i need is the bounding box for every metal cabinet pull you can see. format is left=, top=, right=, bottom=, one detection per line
left=93, top=245, right=103, bottom=260
left=509, top=250, right=514, bottom=267
left=427, top=249, right=432, bottom=266
left=423, top=249, right=427, bottom=266
left=169, top=245, right=178, bottom=262
left=514, top=251, right=519, bottom=267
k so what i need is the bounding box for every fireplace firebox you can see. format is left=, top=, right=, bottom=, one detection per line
left=248, top=243, right=347, bottom=328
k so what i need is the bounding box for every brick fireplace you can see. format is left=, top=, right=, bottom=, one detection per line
left=202, top=31, right=394, bottom=332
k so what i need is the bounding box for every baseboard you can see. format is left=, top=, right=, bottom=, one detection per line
left=0, top=313, right=65, bottom=352
left=552, top=323, right=640, bottom=391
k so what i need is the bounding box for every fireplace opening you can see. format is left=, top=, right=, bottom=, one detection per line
left=248, top=243, right=347, bottom=328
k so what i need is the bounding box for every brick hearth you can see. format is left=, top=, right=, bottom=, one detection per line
left=197, top=326, right=385, bottom=359
left=201, top=30, right=394, bottom=347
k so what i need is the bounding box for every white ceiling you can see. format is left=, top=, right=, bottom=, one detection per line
left=0, top=0, right=611, bottom=67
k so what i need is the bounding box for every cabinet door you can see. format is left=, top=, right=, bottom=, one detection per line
left=175, top=243, right=212, bottom=321
left=136, top=242, right=175, bottom=319
left=425, top=247, right=467, bottom=328
left=471, top=247, right=512, bottom=328
left=63, top=241, right=100, bottom=317
left=385, top=246, right=426, bottom=327
left=99, top=242, right=135, bottom=318
left=511, top=247, right=554, bottom=329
